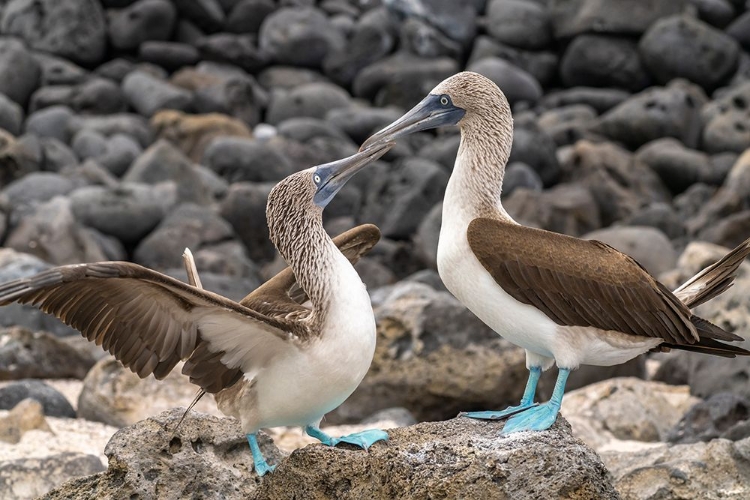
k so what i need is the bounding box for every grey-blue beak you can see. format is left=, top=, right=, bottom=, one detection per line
left=359, top=94, right=465, bottom=151
left=313, top=142, right=393, bottom=207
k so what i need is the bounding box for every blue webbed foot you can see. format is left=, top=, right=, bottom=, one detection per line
left=247, top=433, right=276, bottom=476
left=336, top=429, right=389, bottom=450
left=460, top=403, right=537, bottom=421
left=305, top=426, right=388, bottom=450
left=501, top=401, right=560, bottom=434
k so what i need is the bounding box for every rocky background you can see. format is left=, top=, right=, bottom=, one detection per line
left=0, top=0, right=750, bottom=498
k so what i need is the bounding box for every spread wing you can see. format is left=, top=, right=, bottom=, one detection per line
left=0, top=262, right=308, bottom=393
left=241, top=224, right=381, bottom=312
left=467, top=218, right=699, bottom=344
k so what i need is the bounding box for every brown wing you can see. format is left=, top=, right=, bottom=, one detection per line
left=467, top=218, right=699, bottom=345
left=0, top=262, right=307, bottom=393
left=240, top=224, right=381, bottom=312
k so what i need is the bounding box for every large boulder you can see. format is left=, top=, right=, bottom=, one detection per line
left=258, top=417, right=618, bottom=499
left=0, top=453, right=104, bottom=500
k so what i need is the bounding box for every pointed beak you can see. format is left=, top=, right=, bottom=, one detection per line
left=359, top=94, right=465, bottom=152
left=313, top=142, right=393, bottom=207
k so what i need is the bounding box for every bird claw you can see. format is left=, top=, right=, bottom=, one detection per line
left=254, top=460, right=277, bottom=476
left=334, top=429, right=389, bottom=450
left=460, top=403, right=538, bottom=421
left=501, top=402, right=560, bottom=434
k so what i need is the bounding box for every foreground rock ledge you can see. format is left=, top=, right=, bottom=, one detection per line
left=43, top=409, right=617, bottom=499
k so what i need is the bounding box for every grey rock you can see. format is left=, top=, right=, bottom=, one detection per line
left=0, top=37, right=40, bottom=107
left=32, top=52, right=88, bottom=86
left=467, top=57, right=542, bottom=106
left=360, top=158, right=448, bottom=239
left=260, top=417, right=616, bottom=499
left=323, top=8, right=398, bottom=85
left=134, top=203, right=234, bottom=270
left=691, top=0, right=736, bottom=28
left=226, top=0, right=275, bottom=34
left=550, top=0, right=687, bottom=38
left=604, top=435, right=750, bottom=499
left=70, top=182, right=176, bottom=245
left=415, top=134, right=460, bottom=170
left=71, top=78, right=128, bottom=115
left=624, top=202, right=687, bottom=240
left=485, top=0, right=551, bottom=50
left=584, top=226, right=677, bottom=276
left=353, top=257, right=397, bottom=290
left=71, top=130, right=111, bottom=165
left=353, top=52, right=459, bottom=109
left=636, top=138, right=714, bottom=194
left=259, top=7, right=342, bottom=68
left=326, top=106, right=403, bottom=144
left=0, top=92, right=23, bottom=135
left=42, top=409, right=281, bottom=500
left=107, top=0, right=177, bottom=50
left=96, top=134, right=143, bottom=177
left=540, top=87, right=630, bottom=114
left=399, top=18, right=462, bottom=59
left=403, top=268, right=447, bottom=291
left=139, top=42, right=200, bottom=71
left=0, top=327, right=98, bottom=380
left=123, top=140, right=212, bottom=205
left=727, top=11, right=750, bottom=50
left=701, top=81, right=750, bottom=154
left=172, top=0, right=225, bottom=32
left=94, top=58, right=136, bottom=84
left=0, top=380, right=74, bottom=418
left=203, top=136, right=295, bottom=183
left=192, top=240, right=261, bottom=280
left=597, top=80, right=707, bottom=149
left=2, top=453, right=105, bottom=500
left=24, top=105, right=74, bottom=143
left=503, top=162, right=543, bottom=196
left=175, top=18, right=205, bottom=45
left=2, top=172, right=74, bottom=209
left=668, top=393, right=750, bottom=444
left=360, top=406, right=417, bottom=427
left=639, top=15, right=739, bottom=92
left=167, top=268, right=261, bottom=302
left=563, top=140, right=671, bottom=226
left=468, top=36, right=558, bottom=87
left=256, top=66, right=329, bottom=91
left=508, top=120, right=560, bottom=186
left=5, top=197, right=116, bottom=266
left=220, top=182, right=275, bottom=262
left=413, top=202, right=441, bottom=268
left=0, top=131, right=42, bottom=187
left=196, top=33, right=269, bottom=74
left=697, top=210, right=750, bottom=248
left=560, top=35, right=650, bottom=92
left=504, top=183, right=601, bottom=236
left=332, top=282, right=527, bottom=423
left=266, top=82, right=351, bottom=125
left=385, top=0, right=477, bottom=43
left=122, top=71, right=193, bottom=117
left=38, top=136, right=80, bottom=172
left=1, top=0, right=106, bottom=65
left=537, top=104, right=597, bottom=146
left=276, top=117, right=348, bottom=142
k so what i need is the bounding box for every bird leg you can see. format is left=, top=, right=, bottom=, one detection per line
left=501, top=367, right=570, bottom=434
left=247, top=433, right=276, bottom=476
left=460, top=366, right=541, bottom=420
left=304, top=425, right=388, bottom=450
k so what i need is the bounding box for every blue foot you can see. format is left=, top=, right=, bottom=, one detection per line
left=501, top=401, right=560, bottom=434
left=501, top=367, right=570, bottom=435
left=305, top=426, right=388, bottom=450
left=460, top=403, right=537, bottom=421
left=247, top=433, right=276, bottom=476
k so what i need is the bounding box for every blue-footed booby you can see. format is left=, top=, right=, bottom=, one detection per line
left=0, top=144, right=393, bottom=475
left=361, top=71, right=750, bottom=434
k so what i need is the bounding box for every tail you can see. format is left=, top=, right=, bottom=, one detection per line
left=662, top=238, right=750, bottom=357
left=173, top=389, right=207, bottom=432
left=674, top=238, right=750, bottom=308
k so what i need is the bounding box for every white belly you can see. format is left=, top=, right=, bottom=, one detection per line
left=437, top=222, right=661, bottom=369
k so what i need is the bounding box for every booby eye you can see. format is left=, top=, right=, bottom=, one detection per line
left=313, top=174, right=322, bottom=184
left=440, top=95, right=450, bottom=106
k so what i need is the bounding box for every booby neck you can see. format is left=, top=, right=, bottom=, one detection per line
left=446, top=96, right=514, bottom=223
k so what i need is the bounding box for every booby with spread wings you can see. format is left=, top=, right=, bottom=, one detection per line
left=0, top=143, right=393, bottom=474
left=361, top=72, right=750, bottom=434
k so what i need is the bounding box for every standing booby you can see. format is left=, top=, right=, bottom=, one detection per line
left=361, top=71, right=750, bottom=434
left=0, top=144, right=393, bottom=475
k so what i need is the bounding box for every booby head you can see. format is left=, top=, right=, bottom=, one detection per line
left=360, top=72, right=512, bottom=150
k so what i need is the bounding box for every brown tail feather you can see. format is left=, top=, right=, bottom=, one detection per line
left=675, top=238, right=750, bottom=309
left=691, top=316, right=745, bottom=342
left=661, top=337, right=750, bottom=357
